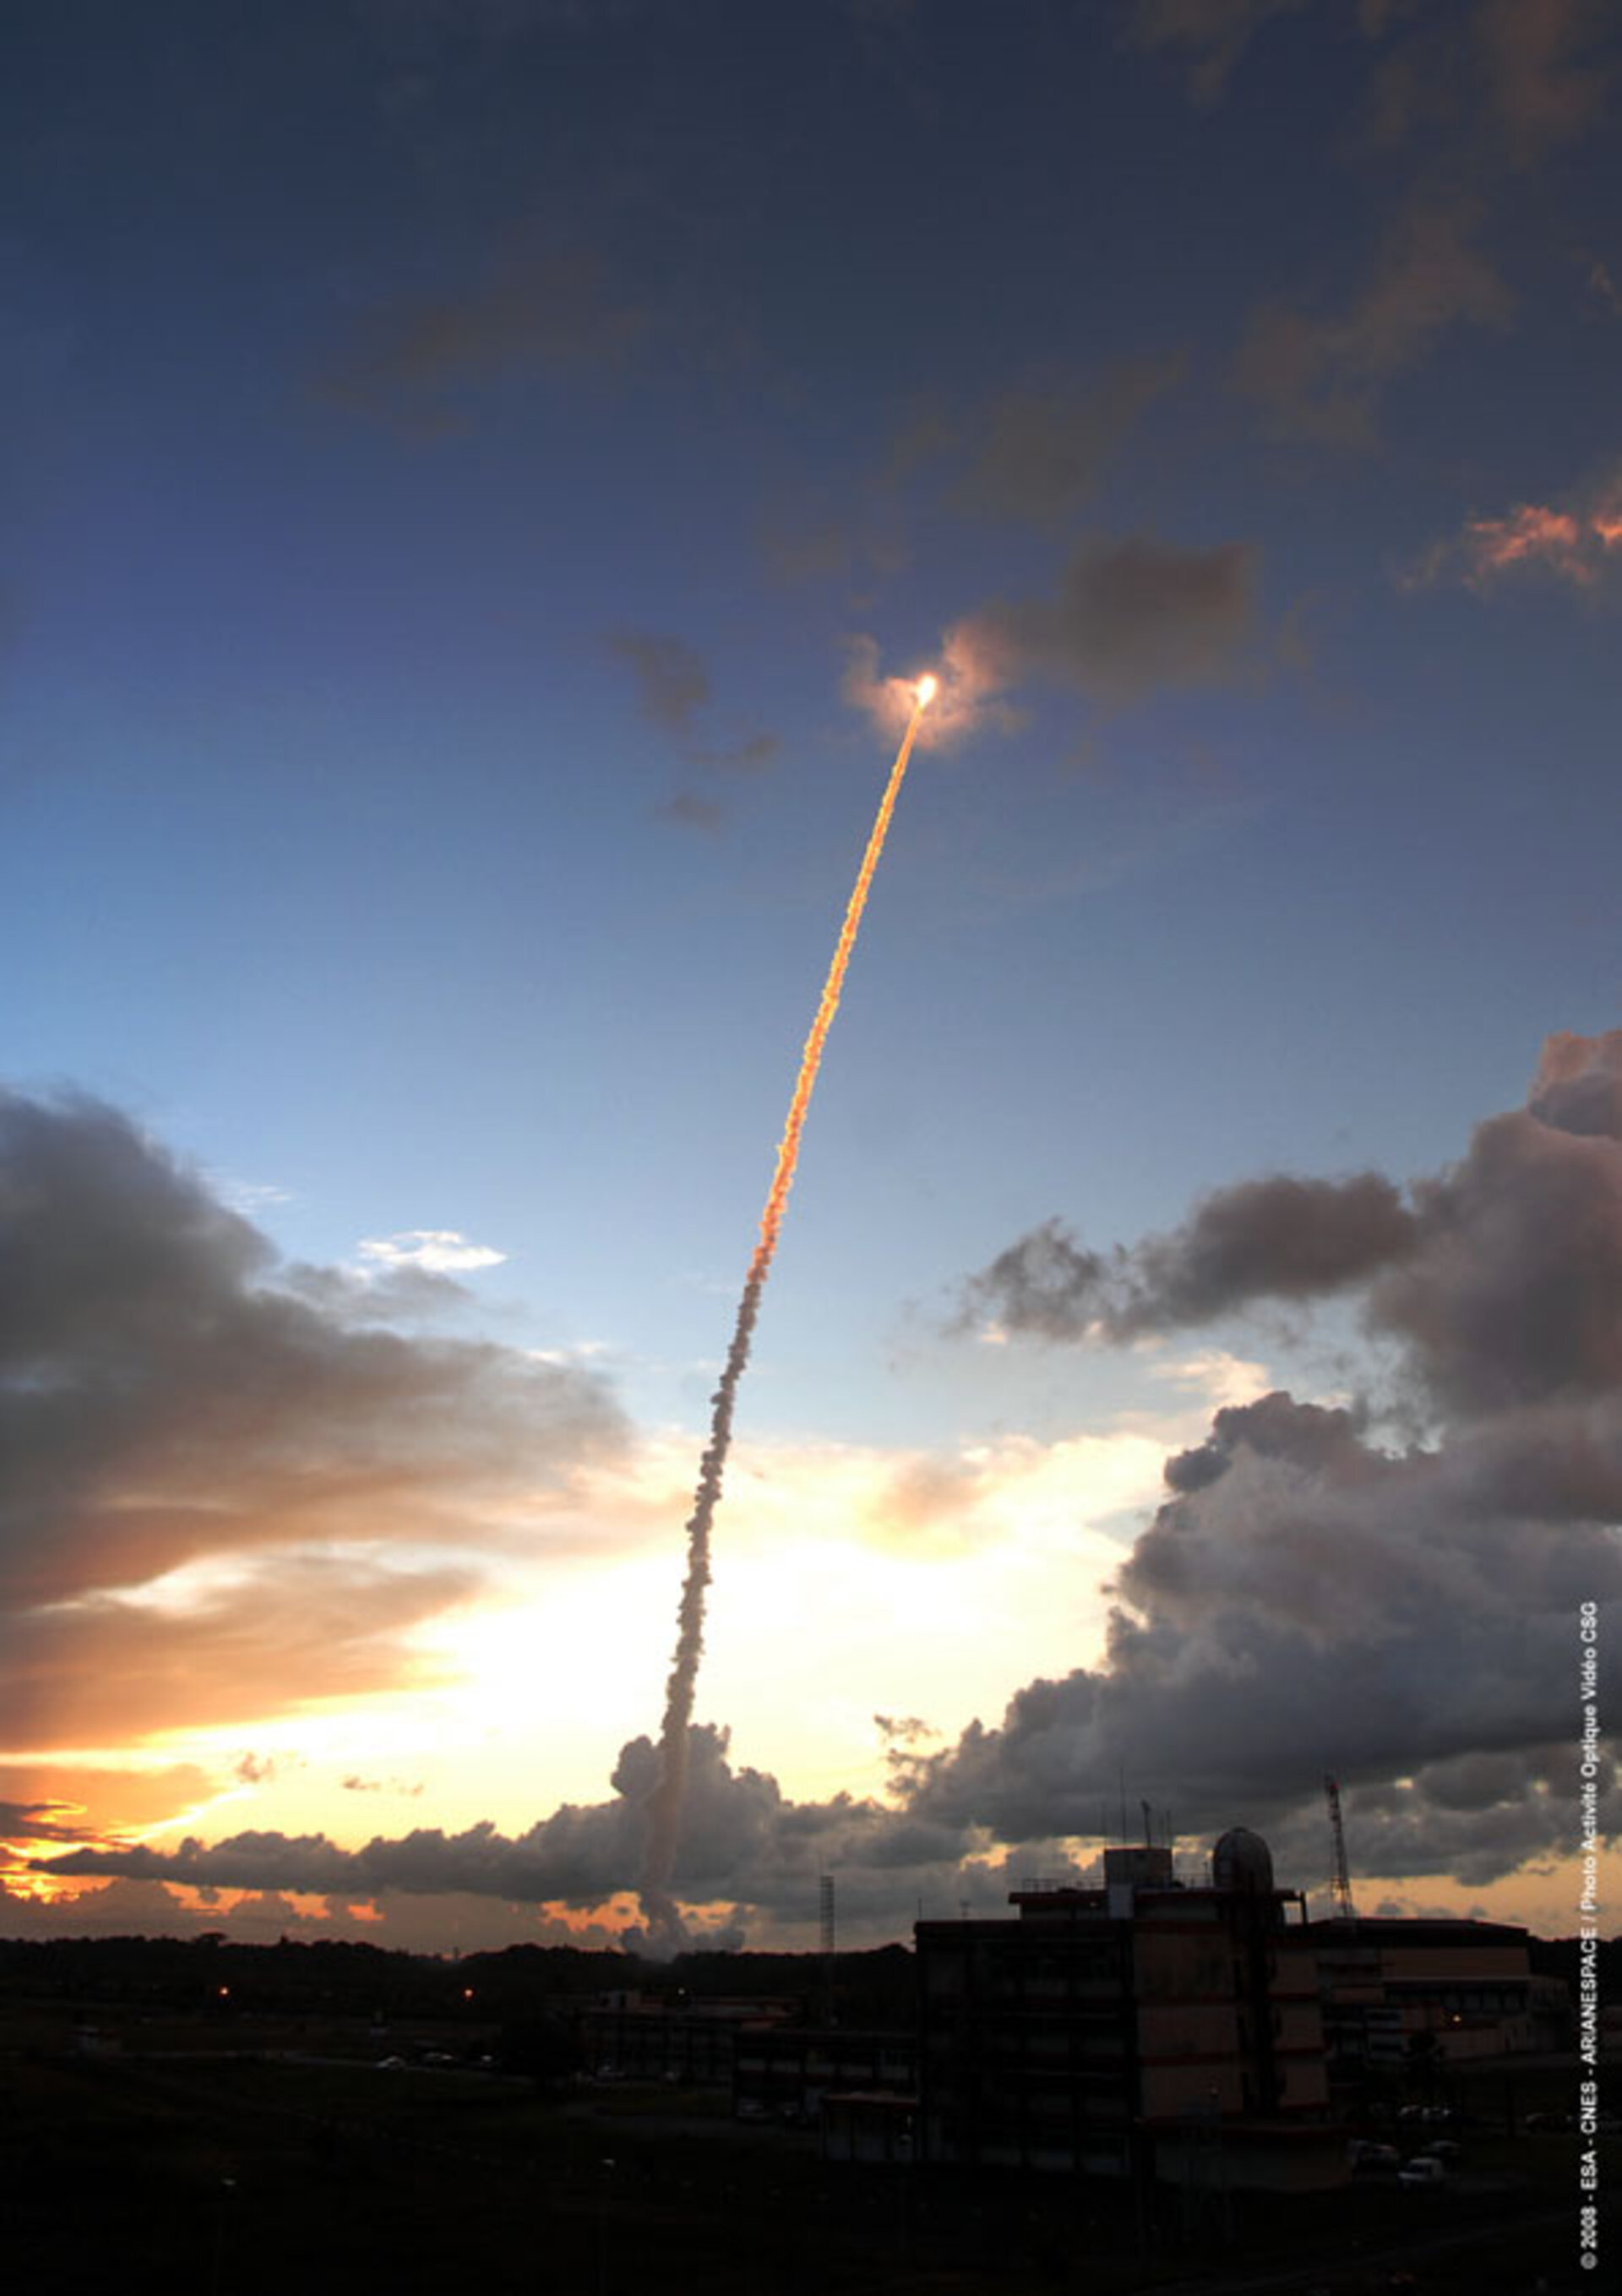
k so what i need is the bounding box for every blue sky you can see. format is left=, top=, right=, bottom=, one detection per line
left=3, top=0, right=1620, bottom=1951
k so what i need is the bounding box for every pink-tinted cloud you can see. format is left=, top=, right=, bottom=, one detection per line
left=840, top=630, right=1021, bottom=750
left=1467, top=504, right=1592, bottom=581
left=1408, top=474, right=1622, bottom=591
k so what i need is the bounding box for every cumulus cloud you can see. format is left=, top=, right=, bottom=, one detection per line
left=23, top=1039, right=1622, bottom=1937
left=1233, top=204, right=1512, bottom=447
left=962, top=1174, right=1416, bottom=1342
left=357, top=1229, right=506, bottom=1275
left=0, top=1090, right=623, bottom=1745
left=968, top=1028, right=1622, bottom=1420
left=925, top=1028, right=1622, bottom=1883
left=893, top=1387, right=1620, bottom=1865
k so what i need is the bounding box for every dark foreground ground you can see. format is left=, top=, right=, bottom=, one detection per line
left=3, top=1998, right=1614, bottom=2295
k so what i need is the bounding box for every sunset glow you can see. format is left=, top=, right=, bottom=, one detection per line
left=2, top=2, right=1616, bottom=1959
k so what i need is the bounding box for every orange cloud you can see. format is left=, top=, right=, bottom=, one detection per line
left=1466, top=503, right=1592, bottom=582
left=1407, top=475, right=1622, bottom=592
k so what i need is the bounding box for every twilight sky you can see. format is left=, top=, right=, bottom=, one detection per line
left=4, top=0, right=1620, bottom=1954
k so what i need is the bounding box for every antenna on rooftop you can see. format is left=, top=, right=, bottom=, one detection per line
left=1325, top=1774, right=1357, bottom=1920
left=819, top=1874, right=836, bottom=2025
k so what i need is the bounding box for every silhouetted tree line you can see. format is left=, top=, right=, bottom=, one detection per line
left=0, top=1932, right=917, bottom=2025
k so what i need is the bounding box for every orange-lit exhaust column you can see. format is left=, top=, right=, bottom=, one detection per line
left=641, top=676, right=936, bottom=1946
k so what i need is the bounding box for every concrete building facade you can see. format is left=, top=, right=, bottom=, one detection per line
left=916, top=1835, right=1343, bottom=2192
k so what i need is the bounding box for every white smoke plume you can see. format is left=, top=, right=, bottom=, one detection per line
left=640, top=679, right=934, bottom=1946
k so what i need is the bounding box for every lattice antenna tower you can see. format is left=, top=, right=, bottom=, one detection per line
left=819, top=1874, right=836, bottom=2026
left=1325, top=1773, right=1356, bottom=1919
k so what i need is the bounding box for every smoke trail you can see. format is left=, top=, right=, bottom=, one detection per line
left=640, top=677, right=936, bottom=1947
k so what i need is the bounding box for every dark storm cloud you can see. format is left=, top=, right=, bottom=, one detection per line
left=0, top=1090, right=623, bottom=1742
left=946, top=534, right=1257, bottom=706
left=1370, top=1110, right=1622, bottom=1416
left=968, top=1028, right=1622, bottom=1418
left=928, top=1029, right=1622, bottom=1884
left=891, top=1387, right=1621, bottom=1862
left=964, top=1174, right=1415, bottom=1340
left=1233, top=202, right=1512, bottom=447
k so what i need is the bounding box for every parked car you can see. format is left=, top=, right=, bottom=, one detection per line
left=1398, top=2156, right=1446, bottom=2187
left=1350, top=2142, right=1402, bottom=2174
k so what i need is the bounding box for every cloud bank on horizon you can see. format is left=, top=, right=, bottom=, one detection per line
left=15, top=1030, right=1621, bottom=1942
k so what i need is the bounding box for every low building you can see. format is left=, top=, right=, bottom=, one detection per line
left=1310, top=1917, right=1570, bottom=2068
left=916, top=1831, right=1343, bottom=2192
left=732, top=2024, right=917, bottom=2123
left=579, top=1992, right=796, bottom=2086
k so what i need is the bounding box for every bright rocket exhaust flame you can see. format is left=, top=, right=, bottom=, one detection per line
left=640, top=679, right=933, bottom=1950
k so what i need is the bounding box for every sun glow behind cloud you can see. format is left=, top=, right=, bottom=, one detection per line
left=254, top=1409, right=1199, bottom=1834
left=2, top=1391, right=1239, bottom=1907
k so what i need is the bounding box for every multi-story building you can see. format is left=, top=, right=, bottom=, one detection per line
left=917, top=1830, right=1343, bottom=2192
left=1309, top=1917, right=1570, bottom=2070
